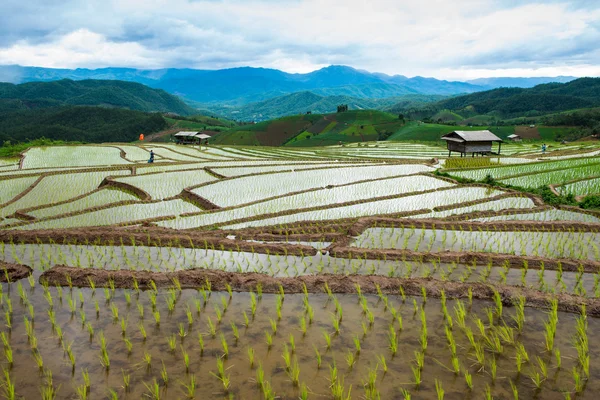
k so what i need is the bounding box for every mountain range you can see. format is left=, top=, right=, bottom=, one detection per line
left=0, top=65, right=577, bottom=107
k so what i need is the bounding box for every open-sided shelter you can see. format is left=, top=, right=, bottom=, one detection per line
left=441, top=130, right=503, bottom=157
left=174, top=131, right=211, bottom=144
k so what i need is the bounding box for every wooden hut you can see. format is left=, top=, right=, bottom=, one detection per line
left=174, top=131, right=211, bottom=144
left=441, top=130, right=503, bottom=157
left=507, top=134, right=522, bottom=142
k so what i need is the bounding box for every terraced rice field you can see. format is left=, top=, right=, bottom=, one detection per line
left=0, top=142, right=599, bottom=399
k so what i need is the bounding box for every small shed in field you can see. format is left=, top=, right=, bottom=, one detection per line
left=507, top=134, right=522, bottom=142
left=174, top=131, right=211, bottom=144
left=441, top=130, right=503, bottom=157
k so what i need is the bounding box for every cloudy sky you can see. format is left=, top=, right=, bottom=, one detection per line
left=1, top=0, right=599, bottom=79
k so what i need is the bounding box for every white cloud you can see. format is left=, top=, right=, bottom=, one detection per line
left=0, top=0, right=599, bottom=79
left=0, top=29, right=161, bottom=69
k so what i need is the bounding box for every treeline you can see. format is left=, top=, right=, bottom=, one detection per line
left=542, top=109, right=600, bottom=141
left=0, top=106, right=168, bottom=145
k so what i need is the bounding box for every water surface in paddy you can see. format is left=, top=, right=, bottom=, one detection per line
left=2, top=276, right=599, bottom=399
left=352, top=228, right=600, bottom=261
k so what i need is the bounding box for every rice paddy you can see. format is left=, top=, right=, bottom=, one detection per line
left=0, top=141, right=599, bottom=399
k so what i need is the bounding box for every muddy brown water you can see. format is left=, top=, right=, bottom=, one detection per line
left=0, top=244, right=599, bottom=398
left=2, top=272, right=600, bottom=399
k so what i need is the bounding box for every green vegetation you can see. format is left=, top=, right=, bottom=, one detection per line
left=0, top=79, right=197, bottom=115
left=207, top=91, right=402, bottom=121
left=210, top=110, right=406, bottom=147
left=0, top=106, right=168, bottom=144
left=419, top=78, right=600, bottom=118
left=0, top=138, right=82, bottom=158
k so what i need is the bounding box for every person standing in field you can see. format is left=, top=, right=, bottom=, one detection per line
left=541, top=144, right=547, bottom=154
left=148, top=150, right=155, bottom=163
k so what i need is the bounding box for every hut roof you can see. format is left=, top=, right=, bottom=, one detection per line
left=507, top=134, right=520, bottom=139
left=441, top=130, right=503, bottom=143
left=174, top=131, right=200, bottom=137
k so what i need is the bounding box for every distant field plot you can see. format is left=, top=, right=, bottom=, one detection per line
left=143, top=146, right=207, bottom=162
left=28, top=188, right=139, bottom=219
left=211, top=162, right=370, bottom=177
left=202, top=147, right=255, bottom=159
left=17, top=199, right=200, bottom=230
left=448, top=157, right=600, bottom=181
left=160, top=175, right=455, bottom=229
left=0, top=158, right=18, bottom=167
left=192, top=164, right=433, bottom=207
left=558, top=177, right=600, bottom=196
left=22, top=146, right=130, bottom=168
left=474, top=209, right=600, bottom=223
left=114, top=169, right=217, bottom=199
left=0, top=176, right=39, bottom=204
left=217, top=148, right=274, bottom=159
left=115, top=145, right=151, bottom=161
left=500, top=166, right=600, bottom=188
left=0, top=170, right=130, bottom=218
left=418, top=196, right=536, bottom=219
left=221, top=187, right=506, bottom=229
left=158, top=144, right=218, bottom=159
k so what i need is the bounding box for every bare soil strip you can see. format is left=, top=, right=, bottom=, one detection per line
left=0, top=261, right=32, bottom=282
left=40, top=266, right=596, bottom=316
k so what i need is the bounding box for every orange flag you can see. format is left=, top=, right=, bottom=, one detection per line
left=139, top=134, right=145, bottom=141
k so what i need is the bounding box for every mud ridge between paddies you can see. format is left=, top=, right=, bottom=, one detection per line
left=0, top=261, right=32, bottom=282
left=39, top=265, right=596, bottom=317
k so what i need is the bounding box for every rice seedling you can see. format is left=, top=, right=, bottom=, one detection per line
left=167, top=334, right=177, bottom=352
left=314, top=345, right=322, bottom=369
left=265, top=331, right=273, bottom=349
left=143, top=378, right=161, bottom=399
left=230, top=321, right=239, bottom=342
left=206, top=317, right=216, bottom=338
left=435, top=379, right=444, bottom=400
left=181, top=346, right=190, bottom=372
left=122, top=370, right=131, bottom=391
left=220, top=333, right=229, bottom=358
left=181, top=374, right=196, bottom=399
left=143, top=350, right=152, bottom=370
left=346, top=351, right=356, bottom=369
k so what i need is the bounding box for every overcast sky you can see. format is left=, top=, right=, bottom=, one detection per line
left=1, top=0, right=599, bottom=80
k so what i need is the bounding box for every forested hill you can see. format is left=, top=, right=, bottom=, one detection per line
left=416, top=77, right=600, bottom=118
left=0, top=79, right=197, bottom=116
left=0, top=106, right=168, bottom=144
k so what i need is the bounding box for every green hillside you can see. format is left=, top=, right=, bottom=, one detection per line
left=0, top=106, right=168, bottom=144
left=414, top=77, right=600, bottom=119
left=206, top=91, right=406, bottom=121
left=210, top=110, right=406, bottom=146
left=0, top=79, right=198, bottom=116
